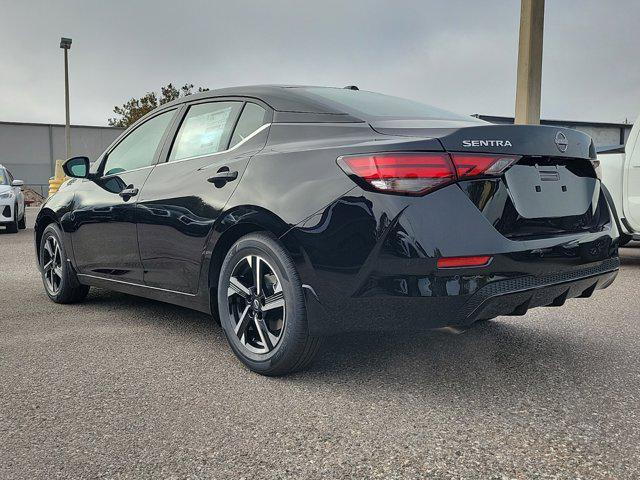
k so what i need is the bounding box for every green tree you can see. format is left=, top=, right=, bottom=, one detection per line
left=108, top=83, right=209, bottom=128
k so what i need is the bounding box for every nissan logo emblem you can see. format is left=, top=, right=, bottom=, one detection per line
left=555, top=131, right=568, bottom=153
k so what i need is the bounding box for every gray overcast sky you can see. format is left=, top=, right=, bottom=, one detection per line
left=1, top=0, right=639, bottom=126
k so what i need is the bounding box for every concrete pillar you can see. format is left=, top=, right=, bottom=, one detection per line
left=515, top=0, right=545, bottom=125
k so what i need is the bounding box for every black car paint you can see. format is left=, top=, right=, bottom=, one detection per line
left=35, top=86, right=619, bottom=334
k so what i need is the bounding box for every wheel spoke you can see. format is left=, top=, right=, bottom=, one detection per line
left=254, top=316, right=275, bottom=351
left=228, top=276, right=250, bottom=299
left=252, top=256, right=262, bottom=295
left=43, top=260, right=53, bottom=272
left=262, top=291, right=285, bottom=312
left=44, top=239, right=53, bottom=257
left=234, top=305, right=252, bottom=338
left=53, top=266, right=63, bottom=279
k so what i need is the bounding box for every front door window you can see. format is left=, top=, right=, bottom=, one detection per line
left=102, top=110, right=175, bottom=176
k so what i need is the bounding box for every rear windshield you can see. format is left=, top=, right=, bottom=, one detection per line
left=299, top=87, right=476, bottom=122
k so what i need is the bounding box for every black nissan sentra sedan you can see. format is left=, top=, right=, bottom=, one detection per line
left=34, top=85, right=620, bottom=375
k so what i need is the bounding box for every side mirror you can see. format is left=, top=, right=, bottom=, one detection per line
left=63, top=156, right=91, bottom=178
left=11, top=179, right=24, bottom=187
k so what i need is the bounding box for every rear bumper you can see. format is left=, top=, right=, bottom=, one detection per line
left=285, top=184, right=621, bottom=334
left=455, top=257, right=618, bottom=324
left=303, top=257, right=618, bottom=333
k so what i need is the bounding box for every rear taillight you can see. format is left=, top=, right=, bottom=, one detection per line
left=338, top=152, right=520, bottom=195
left=449, top=154, right=519, bottom=179
left=337, top=153, right=455, bottom=195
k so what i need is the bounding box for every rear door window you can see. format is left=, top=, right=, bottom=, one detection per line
left=169, top=102, right=242, bottom=162
left=229, top=103, right=268, bottom=148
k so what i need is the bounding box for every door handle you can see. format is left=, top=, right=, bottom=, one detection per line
left=119, top=186, right=139, bottom=199
left=208, top=168, right=238, bottom=187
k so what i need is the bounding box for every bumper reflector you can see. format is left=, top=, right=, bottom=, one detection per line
left=437, top=256, right=492, bottom=268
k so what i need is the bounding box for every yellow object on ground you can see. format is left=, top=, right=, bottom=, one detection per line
left=48, top=159, right=68, bottom=197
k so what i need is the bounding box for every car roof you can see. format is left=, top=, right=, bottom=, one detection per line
left=161, top=85, right=348, bottom=114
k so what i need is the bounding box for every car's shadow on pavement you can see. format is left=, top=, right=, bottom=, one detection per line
left=306, top=321, right=612, bottom=384
left=79, top=287, right=615, bottom=401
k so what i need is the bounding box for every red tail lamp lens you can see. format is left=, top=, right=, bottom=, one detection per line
left=338, top=153, right=456, bottom=195
left=450, top=154, right=520, bottom=179
left=437, top=256, right=492, bottom=268
left=338, top=152, right=520, bottom=195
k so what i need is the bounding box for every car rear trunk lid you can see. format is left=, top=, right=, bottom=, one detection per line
left=373, top=122, right=608, bottom=239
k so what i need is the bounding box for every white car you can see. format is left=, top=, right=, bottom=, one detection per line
left=0, top=164, right=26, bottom=233
left=599, top=114, right=640, bottom=246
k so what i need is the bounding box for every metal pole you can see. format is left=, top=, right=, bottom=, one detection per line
left=514, top=0, right=545, bottom=125
left=63, top=47, right=71, bottom=159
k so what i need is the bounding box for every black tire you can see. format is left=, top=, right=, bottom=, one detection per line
left=217, top=232, right=321, bottom=376
left=40, top=223, right=90, bottom=304
left=18, top=207, right=26, bottom=229
left=5, top=204, right=19, bottom=233
left=619, top=233, right=633, bottom=247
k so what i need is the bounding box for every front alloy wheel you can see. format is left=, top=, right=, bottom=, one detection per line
left=42, top=235, right=63, bottom=296
left=39, top=223, right=90, bottom=304
left=218, top=232, right=321, bottom=376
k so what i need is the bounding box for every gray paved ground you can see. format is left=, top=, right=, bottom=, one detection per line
left=1, top=209, right=639, bottom=479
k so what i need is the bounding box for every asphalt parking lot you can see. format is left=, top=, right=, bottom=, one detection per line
left=1, top=209, right=639, bottom=479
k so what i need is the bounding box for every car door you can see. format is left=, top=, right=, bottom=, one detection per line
left=137, top=99, right=271, bottom=293
left=69, top=108, right=178, bottom=283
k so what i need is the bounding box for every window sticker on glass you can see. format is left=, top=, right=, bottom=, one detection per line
left=171, top=102, right=239, bottom=161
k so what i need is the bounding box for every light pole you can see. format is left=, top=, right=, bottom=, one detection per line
left=514, top=0, right=545, bottom=125
left=60, top=37, right=72, bottom=159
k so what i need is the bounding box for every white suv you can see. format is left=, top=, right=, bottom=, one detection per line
left=0, top=165, right=26, bottom=233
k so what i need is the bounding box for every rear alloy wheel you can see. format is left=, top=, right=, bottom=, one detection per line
left=228, top=255, right=286, bottom=354
left=40, top=224, right=90, bottom=303
left=218, top=232, right=321, bottom=376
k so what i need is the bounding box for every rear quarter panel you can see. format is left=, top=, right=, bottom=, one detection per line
left=226, top=122, right=443, bottom=226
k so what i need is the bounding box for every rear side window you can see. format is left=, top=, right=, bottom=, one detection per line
left=169, top=102, right=242, bottom=161
left=229, top=103, right=267, bottom=148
